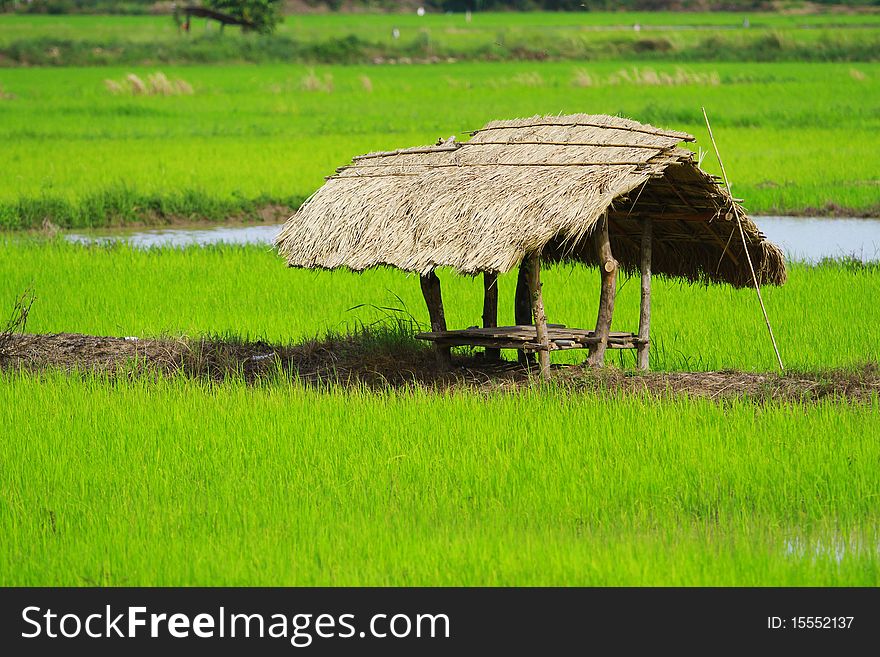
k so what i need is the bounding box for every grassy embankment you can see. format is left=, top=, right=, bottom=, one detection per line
left=1, top=61, right=878, bottom=229
left=2, top=12, right=879, bottom=66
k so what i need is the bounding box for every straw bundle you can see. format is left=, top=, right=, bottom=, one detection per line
left=275, top=114, right=786, bottom=288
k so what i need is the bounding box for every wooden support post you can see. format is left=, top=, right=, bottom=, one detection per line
left=525, top=253, right=551, bottom=380
left=588, top=213, right=618, bottom=367
left=637, top=218, right=652, bottom=371
left=514, top=258, right=534, bottom=365
left=419, top=272, right=452, bottom=370
left=482, top=272, right=500, bottom=362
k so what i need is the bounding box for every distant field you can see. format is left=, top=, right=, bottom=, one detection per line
left=1, top=12, right=879, bottom=66
left=5, top=10, right=880, bottom=46
left=1, top=61, right=878, bottom=228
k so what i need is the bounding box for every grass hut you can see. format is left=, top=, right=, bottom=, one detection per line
left=275, top=113, right=786, bottom=378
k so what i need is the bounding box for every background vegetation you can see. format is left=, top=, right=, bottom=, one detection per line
left=2, top=12, right=879, bottom=66
left=2, top=60, right=878, bottom=229
left=4, top=1, right=879, bottom=14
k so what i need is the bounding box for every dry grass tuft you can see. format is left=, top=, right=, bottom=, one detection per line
left=300, top=69, right=334, bottom=93
left=104, top=72, right=194, bottom=96
left=572, top=68, right=721, bottom=88
left=359, top=75, right=374, bottom=93
left=849, top=68, right=867, bottom=81
left=126, top=73, right=147, bottom=94
left=0, top=288, right=35, bottom=358
left=512, top=71, right=544, bottom=87
left=571, top=69, right=595, bottom=88
left=607, top=67, right=721, bottom=86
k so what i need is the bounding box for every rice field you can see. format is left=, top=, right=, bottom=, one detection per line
left=1, top=60, right=879, bottom=229
left=2, top=241, right=878, bottom=586
left=2, top=371, right=878, bottom=586
left=2, top=11, right=879, bottom=66
left=2, top=240, right=878, bottom=372
left=4, top=10, right=879, bottom=48
left=1, top=12, right=878, bottom=588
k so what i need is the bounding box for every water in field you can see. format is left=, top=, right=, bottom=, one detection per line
left=757, top=216, right=880, bottom=263
left=64, top=216, right=880, bottom=263
left=65, top=223, right=283, bottom=249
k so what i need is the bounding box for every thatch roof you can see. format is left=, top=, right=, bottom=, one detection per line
left=275, top=114, right=786, bottom=288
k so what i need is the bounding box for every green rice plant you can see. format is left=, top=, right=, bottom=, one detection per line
left=0, top=371, right=877, bottom=586
left=2, top=13, right=879, bottom=66
left=0, top=61, right=878, bottom=228
left=1, top=240, right=877, bottom=373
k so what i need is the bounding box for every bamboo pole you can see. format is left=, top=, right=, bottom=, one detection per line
left=514, top=259, right=534, bottom=365
left=637, top=218, right=652, bottom=371
left=419, top=272, right=452, bottom=370
left=482, top=272, right=500, bottom=361
left=525, top=254, right=551, bottom=380
left=702, top=107, right=784, bottom=372
left=588, top=213, right=618, bottom=367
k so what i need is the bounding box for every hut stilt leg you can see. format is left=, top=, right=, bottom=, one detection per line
left=515, top=258, right=534, bottom=366
left=482, top=271, right=500, bottom=362
left=637, top=218, right=652, bottom=371
left=588, top=214, right=618, bottom=367
left=525, top=254, right=551, bottom=380
left=420, top=272, right=452, bottom=370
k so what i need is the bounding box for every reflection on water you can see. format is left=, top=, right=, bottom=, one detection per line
left=64, top=216, right=880, bottom=263
left=757, top=216, right=880, bottom=263
left=65, top=223, right=283, bottom=249
left=784, top=536, right=880, bottom=564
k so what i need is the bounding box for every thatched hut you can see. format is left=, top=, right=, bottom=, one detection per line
left=275, top=113, right=786, bottom=378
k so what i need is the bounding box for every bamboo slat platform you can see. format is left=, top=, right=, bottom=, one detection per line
left=415, top=325, right=643, bottom=352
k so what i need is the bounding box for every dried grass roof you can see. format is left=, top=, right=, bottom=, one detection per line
left=275, top=114, right=786, bottom=287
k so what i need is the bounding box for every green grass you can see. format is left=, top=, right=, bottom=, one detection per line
left=1, top=13, right=878, bottom=587
left=1, top=61, right=878, bottom=229
left=2, top=235, right=877, bottom=587
left=2, top=12, right=879, bottom=66
left=2, top=240, right=878, bottom=372
left=1, top=371, right=878, bottom=586
left=5, top=11, right=880, bottom=48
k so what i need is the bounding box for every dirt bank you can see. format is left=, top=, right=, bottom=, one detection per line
left=2, top=332, right=877, bottom=402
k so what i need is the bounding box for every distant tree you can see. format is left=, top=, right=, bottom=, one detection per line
left=203, top=0, right=283, bottom=35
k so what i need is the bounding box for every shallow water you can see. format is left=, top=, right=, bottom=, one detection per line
left=784, top=536, right=880, bottom=564
left=757, top=216, right=880, bottom=263
left=65, top=223, right=283, bottom=249
left=64, top=216, right=880, bottom=263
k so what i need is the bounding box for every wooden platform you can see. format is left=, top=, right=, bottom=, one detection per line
left=415, top=325, right=643, bottom=352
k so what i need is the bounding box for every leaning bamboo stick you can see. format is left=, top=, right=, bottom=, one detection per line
left=702, top=107, right=784, bottom=372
